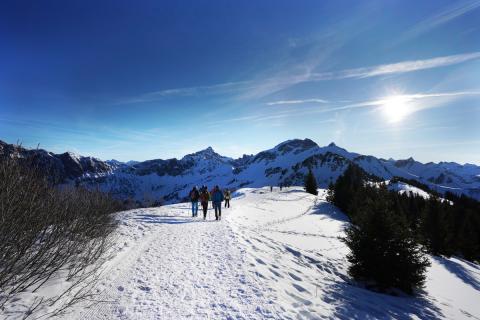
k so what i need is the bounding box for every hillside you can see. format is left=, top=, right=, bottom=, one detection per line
left=5, top=187, right=478, bottom=319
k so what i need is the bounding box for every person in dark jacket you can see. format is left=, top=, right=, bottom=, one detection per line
left=210, top=187, right=215, bottom=209
left=224, top=189, right=231, bottom=208
left=189, top=186, right=200, bottom=217
left=211, top=185, right=224, bottom=220
left=199, top=188, right=210, bottom=220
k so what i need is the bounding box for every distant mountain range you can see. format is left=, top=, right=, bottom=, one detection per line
left=1, top=138, right=479, bottom=204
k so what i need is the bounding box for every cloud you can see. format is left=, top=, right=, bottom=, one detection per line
left=208, top=90, right=480, bottom=127
left=115, top=80, right=253, bottom=105
left=266, top=98, right=328, bottom=106
left=329, top=90, right=480, bottom=112
left=116, top=52, right=480, bottom=104
left=249, top=52, right=480, bottom=99
left=394, top=0, right=480, bottom=45
left=332, top=52, right=480, bottom=79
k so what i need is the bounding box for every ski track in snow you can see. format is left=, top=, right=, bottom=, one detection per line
left=63, top=187, right=480, bottom=320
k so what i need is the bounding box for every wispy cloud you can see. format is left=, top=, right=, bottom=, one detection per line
left=247, top=52, right=480, bottom=99
left=266, top=98, right=328, bottom=106
left=332, top=52, right=480, bottom=79
left=116, top=52, right=480, bottom=104
left=208, top=106, right=337, bottom=127
left=394, top=0, right=480, bottom=45
left=326, top=90, right=480, bottom=113
left=115, top=81, right=253, bottom=105
left=210, top=90, right=480, bottom=127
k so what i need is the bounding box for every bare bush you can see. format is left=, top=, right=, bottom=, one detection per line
left=0, top=155, right=121, bottom=318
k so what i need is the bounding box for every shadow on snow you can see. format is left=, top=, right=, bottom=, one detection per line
left=133, top=214, right=218, bottom=224
left=434, top=256, right=480, bottom=291
left=311, top=201, right=350, bottom=223
left=325, top=281, right=444, bottom=319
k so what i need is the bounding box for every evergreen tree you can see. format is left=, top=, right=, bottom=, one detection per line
left=419, top=197, right=452, bottom=256
left=343, top=187, right=430, bottom=294
left=304, top=168, right=318, bottom=195
left=331, top=163, right=480, bottom=266
left=455, top=210, right=480, bottom=261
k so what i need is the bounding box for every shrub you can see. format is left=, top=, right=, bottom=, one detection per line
left=0, top=156, right=121, bottom=318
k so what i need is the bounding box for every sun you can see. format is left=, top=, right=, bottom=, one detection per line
left=381, top=95, right=411, bottom=123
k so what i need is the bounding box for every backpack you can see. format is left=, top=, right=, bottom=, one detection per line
left=200, top=191, right=209, bottom=202
left=190, top=189, right=199, bottom=201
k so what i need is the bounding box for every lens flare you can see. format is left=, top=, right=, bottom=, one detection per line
left=381, top=95, right=411, bottom=123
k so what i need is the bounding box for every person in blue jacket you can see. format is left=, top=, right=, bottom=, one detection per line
left=211, top=185, right=224, bottom=221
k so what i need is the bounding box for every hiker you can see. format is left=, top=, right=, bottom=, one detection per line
left=270, top=185, right=273, bottom=192
left=224, top=189, right=231, bottom=208
left=200, top=188, right=210, bottom=220
left=189, top=186, right=200, bottom=217
left=211, top=185, right=224, bottom=220
left=279, top=183, right=283, bottom=191
left=210, top=186, right=216, bottom=209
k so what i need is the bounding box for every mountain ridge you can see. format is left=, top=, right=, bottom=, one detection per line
left=1, top=138, right=479, bottom=204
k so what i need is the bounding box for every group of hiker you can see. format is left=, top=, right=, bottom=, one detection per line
left=188, top=185, right=232, bottom=221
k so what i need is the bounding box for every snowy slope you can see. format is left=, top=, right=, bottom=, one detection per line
left=388, top=180, right=432, bottom=199
left=7, top=187, right=475, bottom=319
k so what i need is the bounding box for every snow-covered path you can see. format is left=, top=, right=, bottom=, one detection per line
left=74, top=204, right=277, bottom=319
left=65, top=187, right=480, bottom=320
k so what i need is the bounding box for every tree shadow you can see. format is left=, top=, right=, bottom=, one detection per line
left=324, top=280, right=444, bottom=319
left=433, top=256, right=480, bottom=291
left=311, top=201, right=350, bottom=223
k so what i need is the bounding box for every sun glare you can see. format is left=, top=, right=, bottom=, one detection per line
left=381, top=95, right=411, bottom=123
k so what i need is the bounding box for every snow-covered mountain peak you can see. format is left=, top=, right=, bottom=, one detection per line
left=394, top=156, right=418, bottom=168
left=273, top=138, right=319, bottom=155
left=317, top=141, right=355, bottom=159
left=182, top=146, right=231, bottom=163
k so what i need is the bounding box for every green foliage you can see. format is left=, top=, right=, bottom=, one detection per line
left=304, top=168, right=318, bottom=195
left=328, top=165, right=436, bottom=294
left=344, top=189, right=430, bottom=294
left=329, top=165, right=480, bottom=264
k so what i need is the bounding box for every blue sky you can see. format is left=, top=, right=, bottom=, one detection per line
left=1, top=0, right=479, bottom=163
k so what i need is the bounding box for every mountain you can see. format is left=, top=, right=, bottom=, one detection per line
left=0, top=140, right=111, bottom=183
left=1, top=138, right=479, bottom=204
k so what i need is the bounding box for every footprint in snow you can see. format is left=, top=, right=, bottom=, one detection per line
left=269, top=268, right=282, bottom=278
left=292, top=283, right=309, bottom=293
left=288, top=272, right=302, bottom=281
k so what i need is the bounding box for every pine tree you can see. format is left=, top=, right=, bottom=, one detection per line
left=304, top=168, right=318, bottom=195
left=343, top=187, right=430, bottom=295
left=419, top=196, right=452, bottom=256
left=330, top=164, right=366, bottom=213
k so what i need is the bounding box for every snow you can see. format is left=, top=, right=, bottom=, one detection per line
left=3, top=187, right=480, bottom=319
left=389, top=181, right=432, bottom=199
